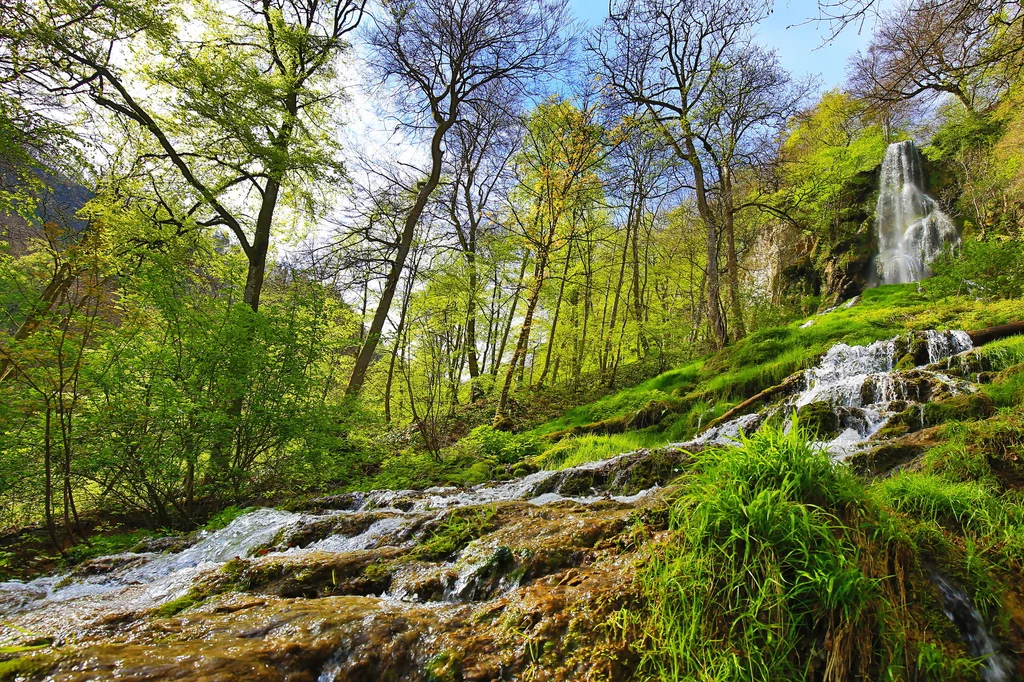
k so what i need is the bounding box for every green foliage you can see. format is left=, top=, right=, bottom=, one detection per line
left=456, top=426, right=540, bottom=465
left=202, top=506, right=255, bottom=531
left=777, top=90, right=888, bottom=239
left=925, top=239, right=1024, bottom=299
left=875, top=474, right=1001, bottom=535
left=63, top=530, right=158, bottom=566
left=634, top=425, right=913, bottom=681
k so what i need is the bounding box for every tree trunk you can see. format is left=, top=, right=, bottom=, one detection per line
left=492, top=256, right=530, bottom=377
left=684, top=134, right=727, bottom=349
left=348, top=121, right=453, bottom=395
left=495, top=251, right=549, bottom=424
left=538, top=241, right=573, bottom=387
left=385, top=264, right=416, bottom=423
left=722, top=167, right=745, bottom=341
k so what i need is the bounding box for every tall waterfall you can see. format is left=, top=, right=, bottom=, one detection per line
left=875, top=140, right=959, bottom=284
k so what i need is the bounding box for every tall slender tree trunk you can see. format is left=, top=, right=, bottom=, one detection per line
left=492, top=257, right=530, bottom=377
left=538, top=241, right=573, bottom=387
left=722, top=167, right=745, bottom=341
left=495, top=249, right=549, bottom=424
left=348, top=121, right=453, bottom=396
left=384, top=264, right=416, bottom=423
left=683, top=134, right=727, bottom=349
left=603, top=213, right=632, bottom=376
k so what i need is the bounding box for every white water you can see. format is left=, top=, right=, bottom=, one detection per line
left=799, top=329, right=972, bottom=459
left=932, top=573, right=1015, bottom=682
left=0, top=457, right=660, bottom=626
left=875, top=140, right=959, bottom=284
left=679, top=329, right=975, bottom=462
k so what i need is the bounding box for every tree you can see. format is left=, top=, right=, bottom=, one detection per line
left=13, top=0, right=366, bottom=313
left=345, top=0, right=570, bottom=396
left=443, top=102, right=518, bottom=400
left=493, top=98, right=607, bottom=424
left=850, top=0, right=1024, bottom=113
left=591, top=0, right=770, bottom=349
left=701, top=44, right=808, bottom=340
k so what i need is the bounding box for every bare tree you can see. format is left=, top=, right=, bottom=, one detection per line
left=701, top=44, right=809, bottom=340
left=443, top=99, right=519, bottom=400
left=590, top=0, right=770, bottom=349
left=850, top=0, right=1024, bottom=112
left=345, top=0, right=571, bottom=396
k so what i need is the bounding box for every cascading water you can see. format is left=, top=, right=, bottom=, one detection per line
left=875, top=140, right=959, bottom=284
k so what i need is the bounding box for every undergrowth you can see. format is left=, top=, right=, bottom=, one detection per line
left=630, top=425, right=979, bottom=682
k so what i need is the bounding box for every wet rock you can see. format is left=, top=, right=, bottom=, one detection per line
left=288, top=492, right=367, bottom=514
left=66, top=553, right=152, bottom=579
left=131, top=534, right=198, bottom=555
left=849, top=427, right=943, bottom=478
left=208, top=548, right=406, bottom=599
left=797, top=401, right=841, bottom=440
left=273, top=511, right=408, bottom=551
left=8, top=545, right=641, bottom=681
left=922, top=392, right=996, bottom=426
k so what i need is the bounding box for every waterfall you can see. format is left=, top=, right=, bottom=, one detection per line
left=875, top=140, right=959, bottom=284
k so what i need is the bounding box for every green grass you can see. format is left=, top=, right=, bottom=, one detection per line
left=524, top=285, right=1024, bottom=467
left=628, top=424, right=974, bottom=682
left=536, top=432, right=668, bottom=470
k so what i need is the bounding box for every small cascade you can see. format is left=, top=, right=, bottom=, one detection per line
left=875, top=140, right=959, bottom=284
left=932, top=573, right=1015, bottom=682
left=0, top=453, right=665, bottom=624
left=677, top=330, right=976, bottom=462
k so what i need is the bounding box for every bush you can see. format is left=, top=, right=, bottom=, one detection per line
left=925, top=239, right=1024, bottom=299
left=457, top=425, right=540, bottom=464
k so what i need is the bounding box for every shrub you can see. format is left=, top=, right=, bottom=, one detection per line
left=457, top=425, right=540, bottom=464
left=925, top=238, right=1024, bottom=299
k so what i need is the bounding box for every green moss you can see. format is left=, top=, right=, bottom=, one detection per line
left=62, top=529, right=160, bottom=566
left=0, top=653, right=57, bottom=681
left=796, top=401, right=840, bottom=440
left=153, top=590, right=207, bottom=618
left=409, top=506, right=497, bottom=562
left=425, top=650, right=463, bottom=682
left=923, top=393, right=995, bottom=426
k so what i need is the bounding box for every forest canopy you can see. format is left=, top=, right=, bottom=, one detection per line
left=1, top=0, right=1023, bottom=548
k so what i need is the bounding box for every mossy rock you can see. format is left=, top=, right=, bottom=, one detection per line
left=425, top=650, right=464, bottom=682
left=607, top=447, right=688, bottom=495
left=922, top=393, right=995, bottom=427
left=895, top=353, right=917, bottom=371
left=849, top=428, right=942, bottom=478
left=798, top=401, right=841, bottom=440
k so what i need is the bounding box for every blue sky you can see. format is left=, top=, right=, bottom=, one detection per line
left=567, top=0, right=892, bottom=92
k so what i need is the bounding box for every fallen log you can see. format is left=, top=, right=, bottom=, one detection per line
left=698, top=373, right=805, bottom=435
left=967, top=321, right=1024, bottom=347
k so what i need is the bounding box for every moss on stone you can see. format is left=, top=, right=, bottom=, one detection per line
left=798, top=401, right=841, bottom=440
left=923, top=393, right=995, bottom=426
left=425, top=650, right=464, bottom=682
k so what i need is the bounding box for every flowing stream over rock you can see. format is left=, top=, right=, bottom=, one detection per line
left=875, top=140, right=959, bottom=284
left=686, top=328, right=976, bottom=462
